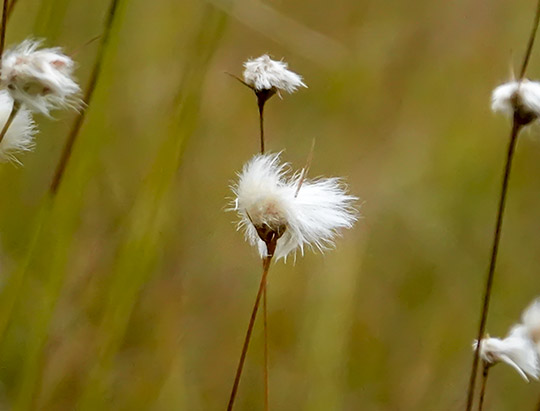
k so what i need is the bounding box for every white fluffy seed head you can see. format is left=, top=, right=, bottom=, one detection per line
left=243, top=55, right=307, bottom=94
left=1, top=39, right=82, bottom=115
left=491, top=80, right=540, bottom=125
left=474, top=326, right=539, bottom=382
left=472, top=297, right=540, bottom=382
left=231, top=153, right=358, bottom=261
left=0, top=90, right=37, bottom=164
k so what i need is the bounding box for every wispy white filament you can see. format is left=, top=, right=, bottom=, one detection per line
left=1, top=39, right=81, bottom=115
left=491, top=79, right=540, bottom=122
left=0, top=90, right=37, bottom=164
left=231, top=153, right=357, bottom=261
left=243, top=55, right=307, bottom=94
left=474, top=298, right=540, bottom=381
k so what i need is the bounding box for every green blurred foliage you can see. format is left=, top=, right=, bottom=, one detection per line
left=0, top=0, right=539, bottom=409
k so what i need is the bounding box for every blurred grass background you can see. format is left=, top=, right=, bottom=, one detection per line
left=0, top=0, right=539, bottom=409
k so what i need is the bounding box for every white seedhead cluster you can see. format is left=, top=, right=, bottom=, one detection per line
left=243, top=54, right=307, bottom=95
left=492, top=79, right=540, bottom=125
left=232, top=153, right=357, bottom=261
left=0, top=38, right=81, bottom=164
left=474, top=299, right=540, bottom=381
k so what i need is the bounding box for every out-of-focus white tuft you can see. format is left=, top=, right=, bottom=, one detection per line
left=231, top=153, right=357, bottom=261
left=474, top=326, right=539, bottom=382
left=473, top=297, right=540, bottom=381
left=0, top=90, right=37, bottom=164
left=522, top=298, right=540, bottom=350
left=491, top=80, right=540, bottom=123
left=243, top=55, right=307, bottom=94
left=1, top=39, right=81, bottom=115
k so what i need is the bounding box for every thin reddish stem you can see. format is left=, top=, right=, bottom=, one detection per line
left=478, top=363, right=490, bottom=411
left=227, top=254, right=274, bottom=411
left=263, top=284, right=269, bottom=411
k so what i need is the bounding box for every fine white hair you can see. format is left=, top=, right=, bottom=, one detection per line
left=1, top=39, right=81, bottom=115
left=243, top=55, right=307, bottom=94
left=0, top=90, right=37, bottom=164
left=231, top=153, right=357, bottom=261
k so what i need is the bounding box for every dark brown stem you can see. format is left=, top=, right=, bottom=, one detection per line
left=49, top=0, right=120, bottom=195
left=478, top=363, right=491, bottom=411
left=0, top=0, right=7, bottom=63
left=0, top=100, right=19, bottom=144
left=258, top=101, right=265, bottom=154
left=466, top=119, right=521, bottom=411
left=227, top=248, right=275, bottom=411
left=263, top=283, right=269, bottom=411
left=519, top=0, right=540, bottom=80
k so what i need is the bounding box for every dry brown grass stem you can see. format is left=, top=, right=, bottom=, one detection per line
left=0, top=0, right=7, bottom=63
left=478, top=362, right=491, bottom=411
left=466, top=119, right=521, bottom=411
left=520, top=0, right=540, bottom=80
left=50, top=0, right=120, bottom=194
left=227, top=242, right=276, bottom=411
left=263, top=284, right=269, bottom=411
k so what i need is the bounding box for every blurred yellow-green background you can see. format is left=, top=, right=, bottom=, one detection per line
left=1, top=0, right=540, bottom=409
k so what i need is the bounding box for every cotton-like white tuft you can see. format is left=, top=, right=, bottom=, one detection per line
left=1, top=39, right=81, bottom=115
left=522, top=298, right=540, bottom=349
left=474, top=325, right=539, bottom=382
left=0, top=90, right=37, bottom=164
left=473, top=297, right=540, bottom=381
left=231, top=153, right=357, bottom=261
left=243, top=55, right=307, bottom=94
left=491, top=80, right=540, bottom=124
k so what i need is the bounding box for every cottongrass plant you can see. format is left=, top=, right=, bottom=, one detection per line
left=226, top=54, right=308, bottom=410
left=226, top=55, right=356, bottom=411
left=0, top=39, right=81, bottom=155
left=237, top=54, right=306, bottom=153
left=0, top=0, right=82, bottom=163
left=1, top=39, right=82, bottom=115
left=466, top=1, right=540, bottom=409
left=473, top=299, right=540, bottom=410
left=227, top=153, right=357, bottom=410
left=0, top=27, right=81, bottom=164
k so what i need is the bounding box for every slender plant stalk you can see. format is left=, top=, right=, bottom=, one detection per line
left=0, top=0, right=8, bottom=61
left=258, top=100, right=265, bottom=153
left=257, top=91, right=270, bottom=411
left=0, top=100, right=19, bottom=144
left=466, top=1, right=540, bottom=408
left=263, top=283, right=269, bottom=411
left=519, top=0, right=540, bottom=80
left=478, top=363, right=490, bottom=411
left=466, top=119, right=521, bottom=411
left=227, top=247, right=275, bottom=411
left=50, top=0, right=121, bottom=194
